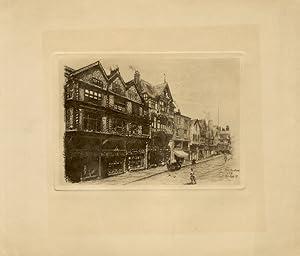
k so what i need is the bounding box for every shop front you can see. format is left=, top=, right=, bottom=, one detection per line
left=127, top=150, right=145, bottom=171
left=65, top=149, right=100, bottom=182
left=64, top=134, right=102, bottom=182
left=126, top=139, right=147, bottom=171
left=149, top=146, right=171, bottom=167
left=102, top=150, right=126, bottom=177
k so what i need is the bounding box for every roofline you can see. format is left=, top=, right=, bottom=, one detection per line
left=175, top=112, right=191, bottom=120
left=110, top=72, right=146, bottom=105
left=69, top=61, right=109, bottom=81
left=191, top=119, right=201, bottom=126
left=108, top=70, right=126, bottom=85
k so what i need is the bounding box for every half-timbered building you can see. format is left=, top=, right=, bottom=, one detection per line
left=64, top=62, right=150, bottom=182
left=126, top=71, right=175, bottom=167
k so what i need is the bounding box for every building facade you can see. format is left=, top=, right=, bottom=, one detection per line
left=189, top=119, right=200, bottom=160
left=64, top=62, right=150, bottom=182
left=189, top=119, right=208, bottom=160
left=170, top=111, right=191, bottom=161
left=218, top=126, right=231, bottom=153
left=198, top=119, right=208, bottom=158
left=127, top=71, right=175, bottom=167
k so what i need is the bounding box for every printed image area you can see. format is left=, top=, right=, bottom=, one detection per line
left=63, top=56, right=240, bottom=186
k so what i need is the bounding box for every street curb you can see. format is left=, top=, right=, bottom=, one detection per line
left=124, top=155, right=223, bottom=185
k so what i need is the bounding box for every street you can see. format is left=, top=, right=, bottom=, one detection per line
left=129, top=155, right=240, bottom=186
left=81, top=155, right=240, bottom=186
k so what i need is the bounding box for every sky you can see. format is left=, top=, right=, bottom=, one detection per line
left=62, top=54, right=240, bottom=138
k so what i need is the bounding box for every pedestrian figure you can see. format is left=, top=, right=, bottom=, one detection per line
left=190, top=168, right=196, bottom=184
left=224, top=153, right=227, bottom=163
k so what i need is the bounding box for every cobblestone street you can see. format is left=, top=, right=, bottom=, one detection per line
left=81, top=155, right=240, bottom=186
left=130, top=155, right=240, bottom=186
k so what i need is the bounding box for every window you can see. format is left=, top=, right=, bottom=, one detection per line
left=91, top=77, right=103, bottom=87
left=157, top=119, right=161, bottom=129
left=93, top=91, right=97, bottom=99
left=84, top=89, right=102, bottom=102
left=149, top=100, right=156, bottom=109
left=111, top=117, right=127, bottom=134
left=177, top=117, right=180, bottom=125
left=114, top=97, right=126, bottom=112
left=176, top=129, right=179, bottom=136
left=159, top=101, right=166, bottom=112
left=152, top=116, right=157, bottom=128
left=83, top=112, right=102, bottom=132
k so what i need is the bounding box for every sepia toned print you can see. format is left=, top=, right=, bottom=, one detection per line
left=63, top=56, right=240, bottom=186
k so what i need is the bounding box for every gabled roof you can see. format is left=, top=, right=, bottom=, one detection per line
left=127, top=79, right=174, bottom=101
left=68, top=61, right=109, bottom=81
left=154, top=81, right=174, bottom=101
left=110, top=70, right=146, bottom=105
left=191, top=119, right=201, bottom=128
left=175, top=111, right=191, bottom=120
left=108, top=67, right=127, bottom=86
left=126, top=79, right=157, bottom=98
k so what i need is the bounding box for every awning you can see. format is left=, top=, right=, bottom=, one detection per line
left=174, top=150, right=189, bottom=158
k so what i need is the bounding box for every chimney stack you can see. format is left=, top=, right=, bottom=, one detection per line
left=134, top=70, right=140, bottom=84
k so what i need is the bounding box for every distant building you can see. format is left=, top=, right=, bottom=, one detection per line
left=170, top=111, right=191, bottom=161
left=198, top=119, right=208, bottom=158
left=64, top=62, right=150, bottom=182
left=189, top=119, right=202, bottom=160
left=126, top=71, right=175, bottom=167
left=218, top=126, right=231, bottom=153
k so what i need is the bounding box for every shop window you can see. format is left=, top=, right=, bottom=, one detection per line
left=128, top=155, right=144, bottom=169
left=107, top=156, right=124, bottom=176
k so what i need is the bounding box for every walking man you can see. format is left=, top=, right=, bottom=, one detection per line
left=190, top=168, right=197, bottom=184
